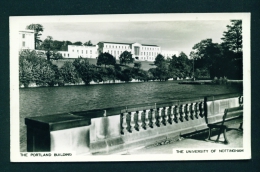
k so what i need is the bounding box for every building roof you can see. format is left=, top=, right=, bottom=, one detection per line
left=99, top=41, right=132, bottom=45
left=99, top=41, right=159, bottom=47
left=141, top=44, right=159, bottom=47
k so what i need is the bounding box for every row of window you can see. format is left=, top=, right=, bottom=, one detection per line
left=72, top=49, right=97, bottom=54
left=106, top=50, right=159, bottom=57
left=105, top=45, right=129, bottom=49
left=104, top=45, right=159, bottom=51
left=139, top=57, right=155, bottom=60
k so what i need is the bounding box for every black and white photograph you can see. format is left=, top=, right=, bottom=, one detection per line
left=10, top=13, right=251, bottom=161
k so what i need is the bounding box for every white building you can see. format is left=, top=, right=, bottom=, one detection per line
left=161, top=50, right=179, bottom=59
left=59, top=45, right=98, bottom=58
left=19, top=30, right=35, bottom=50
left=98, top=42, right=162, bottom=62
left=58, top=41, right=178, bottom=61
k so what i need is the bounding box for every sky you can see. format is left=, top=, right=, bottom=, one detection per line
left=20, top=20, right=232, bottom=57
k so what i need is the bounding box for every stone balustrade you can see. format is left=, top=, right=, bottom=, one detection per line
left=25, top=93, right=243, bottom=154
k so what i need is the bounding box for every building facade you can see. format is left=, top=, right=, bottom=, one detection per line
left=161, top=50, right=179, bottom=59
left=58, top=45, right=98, bottom=58
left=58, top=41, right=178, bottom=61
left=19, top=30, right=35, bottom=50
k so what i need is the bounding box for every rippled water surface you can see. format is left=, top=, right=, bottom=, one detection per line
left=19, top=81, right=242, bottom=151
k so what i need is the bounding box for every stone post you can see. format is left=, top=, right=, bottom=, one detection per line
left=199, top=102, right=204, bottom=118
left=137, top=110, right=143, bottom=131
left=150, top=109, right=157, bottom=128
left=190, top=103, right=195, bottom=120
left=173, top=105, right=179, bottom=123
left=168, top=106, right=174, bottom=124
left=130, top=112, right=136, bottom=133
left=156, top=108, right=163, bottom=127
left=144, top=110, right=150, bottom=130
left=164, top=107, right=169, bottom=125
left=179, top=104, right=184, bottom=122
left=121, top=112, right=128, bottom=134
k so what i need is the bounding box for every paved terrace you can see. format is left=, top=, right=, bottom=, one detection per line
left=110, top=121, right=243, bottom=155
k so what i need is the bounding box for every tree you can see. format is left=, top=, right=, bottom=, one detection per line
left=119, top=51, right=134, bottom=65
left=221, top=20, right=242, bottom=53
left=26, top=24, right=44, bottom=49
left=84, top=40, right=93, bottom=46
left=97, top=52, right=116, bottom=68
left=153, top=54, right=169, bottom=81
left=154, top=54, right=165, bottom=66
left=190, top=39, right=222, bottom=79
left=73, top=41, right=83, bottom=46
left=60, top=41, right=72, bottom=51
left=73, top=58, right=95, bottom=85
left=59, top=61, right=81, bottom=85
left=168, top=52, right=192, bottom=79
left=134, top=62, right=141, bottom=69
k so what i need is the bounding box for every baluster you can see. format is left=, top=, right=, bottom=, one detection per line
left=144, top=110, right=150, bottom=129
left=150, top=109, right=156, bottom=128
left=129, top=112, right=135, bottom=133
left=173, top=105, right=179, bottom=123
left=156, top=108, right=163, bottom=127
left=164, top=107, right=169, bottom=125
left=199, top=102, right=205, bottom=118
left=184, top=104, right=189, bottom=121
left=179, top=104, right=184, bottom=122
left=239, top=96, right=243, bottom=106
left=190, top=103, right=194, bottom=120
left=194, top=102, right=199, bottom=119
left=168, top=106, right=174, bottom=124
left=137, top=111, right=143, bottom=131
left=121, top=112, right=128, bottom=134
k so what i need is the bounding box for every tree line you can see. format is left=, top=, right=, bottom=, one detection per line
left=19, top=49, right=152, bottom=87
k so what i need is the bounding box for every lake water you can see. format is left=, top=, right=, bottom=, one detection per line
left=19, top=81, right=242, bottom=151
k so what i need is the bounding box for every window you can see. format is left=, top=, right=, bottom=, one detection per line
left=82, top=50, right=83, bottom=53
left=22, top=41, right=25, bottom=47
left=68, top=54, right=69, bottom=57
left=72, top=49, right=74, bottom=52
left=22, top=34, right=25, bottom=38
left=90, top=50, right=92, bottom=54
left=86, top=50, right=88, bottom=54
left=77, top=50, right=79, bottom=53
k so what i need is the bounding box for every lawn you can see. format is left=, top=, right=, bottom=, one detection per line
left=51, top=58, right=156, bottom=71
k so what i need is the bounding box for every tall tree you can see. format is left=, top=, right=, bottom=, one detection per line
left=84, top=40, right=93, bottom=46
left=26, top=24, right=44, bottom=49
left=169, top=52, right=192, bottom=79
left=73, top=58, right=95, bottom=85
left=154, top=54, right=169, bottom=81
left=154, top=54, right=165, bottom=66
left=119, top=51, right=134, bottom=65
left=190, top=39, right=223, bottom=79
left=73, top=41, right=83, bottom=46
left=97, top=52, right=116, bottom=68
left=221, top=20, right=242, bottom=53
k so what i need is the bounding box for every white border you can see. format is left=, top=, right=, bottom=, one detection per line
left=10, top=13, right=251, bottom=162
